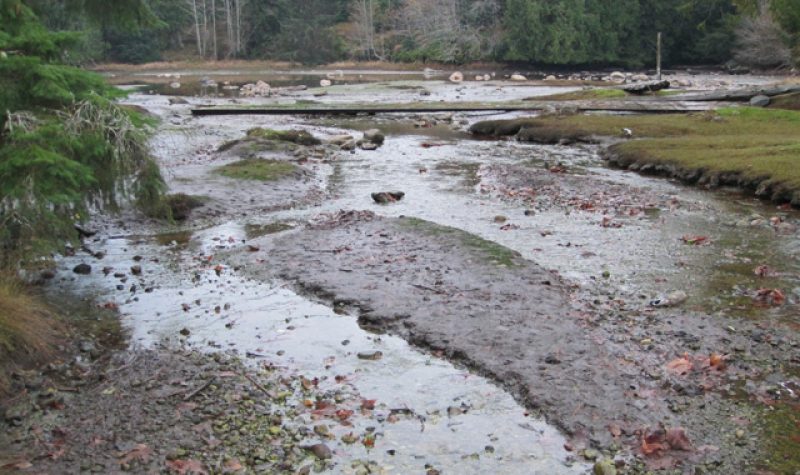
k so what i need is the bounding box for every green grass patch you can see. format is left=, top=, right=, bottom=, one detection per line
left=398, top=217, right=521, bottom=267
left=217, top=159, right=297, bottom=181
left=535, top=88, right=627, bottom=101
left=246, top=128, right=321, bottom=146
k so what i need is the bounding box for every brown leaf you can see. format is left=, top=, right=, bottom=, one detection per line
left=608, top=423, right=622, bottom=438
left=665, top=427, right=693, bottom=451
left=666, top=354, right=693, bottom=375
left=641, top=430, right=668, bottom=456
left=166, top=459, right=208, bottom=475
left=119, top=444, right=152, bottom=465
left=681, top=235, right=709, bottom=245
left=223, top=458, right=244, bottom=473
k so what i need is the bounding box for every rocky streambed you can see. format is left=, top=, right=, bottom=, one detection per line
left=3, top=76, right=799, bottom=474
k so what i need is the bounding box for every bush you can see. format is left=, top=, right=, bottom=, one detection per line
left=734, top=10, right=794, bottom=69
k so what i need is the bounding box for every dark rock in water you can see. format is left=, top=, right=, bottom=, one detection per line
left=360, top=141, right=379, bottom=151
left=179, top=328, right=191, bottom=336
left=130, top=265, right=142, bottom=276
left=749, top=95, right=770, bottom=107
left=73, top=263, right=91, bottom=275
left=168, top=97, right=189, bottom=105
left=40, top=269, right=56, bottom=280
left=357, top=350, right=383, bottom=360
left=363, top=129, right=385, bottom=145
left=371, top=192, right=405, bottom=204
left=74, top=224, right=97, bottom=238
left=305, top=443, right=332, bottom=460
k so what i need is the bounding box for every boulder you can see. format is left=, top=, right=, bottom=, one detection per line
left=326, top=134, right=354, bottom=146
left=169, top=82, right=181, bottom=89
left=73, top=263, right=92, bottom=275
left=631, top=74, right=650, bottom=82
left=545, top=75, right=557, bottom=81
left=750, top=95, right=771, bottom=107
left=449, top=71, right=464, bottom=83
left=363, top=129, right=385, bottom=145
left=340, top=140, right=357, bottom=151
left=371, top=192, right=404, bottom=204
left=609, top=71, right=626, bottom=82
left=320, top=79, right=332, bottom=87
left=510, top=73, right=527, bottom=81
left=168, top=97, right=189, bottom=105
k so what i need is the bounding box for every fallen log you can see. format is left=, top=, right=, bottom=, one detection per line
left=623, top=80, right=671, bottom=95
left=665, top=84, right=800, bottom=102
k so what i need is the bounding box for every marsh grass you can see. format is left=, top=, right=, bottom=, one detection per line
left=217, top=159, right=297, bottom=181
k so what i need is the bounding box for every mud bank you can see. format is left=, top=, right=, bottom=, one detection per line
left=232, top=211, right=799, bottom=473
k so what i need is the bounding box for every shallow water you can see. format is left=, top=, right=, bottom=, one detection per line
left=52, top=76, right=800, bottom=473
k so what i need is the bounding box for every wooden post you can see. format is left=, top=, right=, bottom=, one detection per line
left=657, top=32, right=662, bottom=80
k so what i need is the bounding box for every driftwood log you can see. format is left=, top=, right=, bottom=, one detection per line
left=623, top=80, right=671, bottom=95
left=665, top=84, right=800, bottom=102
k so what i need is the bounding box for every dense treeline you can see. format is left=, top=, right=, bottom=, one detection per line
left=23, top=0, right=796, bottom=68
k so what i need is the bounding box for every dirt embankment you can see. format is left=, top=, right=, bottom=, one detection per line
left=233, top=211, right=798, bottom=473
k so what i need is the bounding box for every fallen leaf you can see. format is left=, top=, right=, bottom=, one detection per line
left=681, top=235, right=709, bottom=245
left=755, top=288, right=785, bottom=306
left=641, top=430, right=668, bottom=456
left=709, top=353, right=726, bottom=370
left=666, top=354, right=693, bottom=375
left=1, top=459, right=33, bottom=470
left=166, top=458, right=208, bottom=474
left=336, top=409, right=354, bottom=421
left=665, top=427, right=693, bottom=451
left=119, top=444, right=152, bottom=465
left=361, top=399, right=376, bottom=410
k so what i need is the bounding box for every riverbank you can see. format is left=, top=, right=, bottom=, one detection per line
left=471, top=107, right=800, bottom=206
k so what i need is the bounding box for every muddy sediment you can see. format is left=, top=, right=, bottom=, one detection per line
left=233, top=211, right=798, bottom=473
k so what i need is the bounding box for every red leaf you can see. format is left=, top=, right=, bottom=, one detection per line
left=361, top=399, right=376, bottom=410
left=336, top=409, right=354, bottom=421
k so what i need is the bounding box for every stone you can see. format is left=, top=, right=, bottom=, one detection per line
left=319, top=79, right=332, bottom=87
left=363, top=129, right=385, bottom=145
left=340, top=140, right=357, bottom=151
left=371, top=192, right=404, bottom=204
left=609, top=71, right=626, bottom=82
left=749, top=95, right=770, bottom=107
left=631, top=74, right=650, bottom=82
left=510, top=73, right=527, bottom=81
left=360, top=142, right=379, bottom=151
left=593, top=459, right=617, bottom=475
left=545, top=75, right=557, bottom=81
left=130, top=265, right=142, bottom=276
left=357, top=350, right=384, bottom=360
left=168, top=97, right=189, bottom=105
left=306, top=443, right=332, bottom=460
left=326, top=134, right=354, bottom=146
left=73, top=263, right=91, bottom=275
left=449, top=72, right=464, bottom=83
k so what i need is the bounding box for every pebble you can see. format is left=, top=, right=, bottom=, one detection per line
left=306, top=443, right=332, bottom=460
left=73, top=263, right=92, bottom=275
left=357, top=350, right=383, bottom=360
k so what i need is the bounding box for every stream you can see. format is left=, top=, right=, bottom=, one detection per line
left=50, top=75, right=799, bottom=474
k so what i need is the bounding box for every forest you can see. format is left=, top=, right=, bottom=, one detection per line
left=22, top=0, right=800, bottom=68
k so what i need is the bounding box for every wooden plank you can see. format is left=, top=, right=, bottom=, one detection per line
left=191, top=100, right=722, bottom=116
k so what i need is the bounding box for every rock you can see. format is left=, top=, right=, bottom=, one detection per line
left=340, top=140, right=357, bottom=151
left=169, top=82, right=181, bottom=89
left=749, top=95, right=770, bottom=107
left=79, top=340, right=96, bottom=353
left=609, top=71, right=626, bottom=82
left=371, top=192, right=404, bottom=204
left=676, top=79, right=693, bottom=87
left=179, top=328, right=191, bottom=337
left=363, top=129, right=385, bottom=145
left=545, top=75, right=557, bottom=81
left=73, top=263, right=91, bottom=275
left=594, top=459, right=617, bottom=475
left=130, top=265, right=142, bottom=276
left=449, top=72, right=464, bottom=83
left=360, top=142, right=379, bottom=151
left=326, top=134, right=354, bottom=146
left=474, top=75, right=484, bottom=81
left=357, top=350, right=384, bottom=360
left=631, top=74, right=650, bottom=82
left=306, top=443, right=332, bottom=460
left=419, top=89, right=432, bottom=96
left=649, top=290, right=688, bottom=307
left=582, top=448, right=599, bottom=461
left=168, top=97, right=189, bottom=105
left=510, top=73, right=527, bottom=81
left=544, top=354, right=561, bottom=364
left=239, top=81, right=271, bottom=97
left=319, top=79, right=332, bottom=87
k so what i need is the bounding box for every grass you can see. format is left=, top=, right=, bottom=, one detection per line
left=473, top=107, right=800, bottom=203
left=217, top=159, right=297, bottom=181
left=398, top=217, right=521, bottom=267
left=0, top=275, right=59, bottom=396
left=535, top=88, right=627, bottom=101
left=769, top=92, right=800, bottom=111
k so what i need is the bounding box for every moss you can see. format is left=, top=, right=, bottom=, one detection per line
left=245, top=128, right=321, bottom=146
left=756, top=403, right=800, bottom=473
left=535, top=88, right=627, bottom=101
left=398, top=217, right=521, bottom=267
left=217, top=159, right=298, bottom=181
